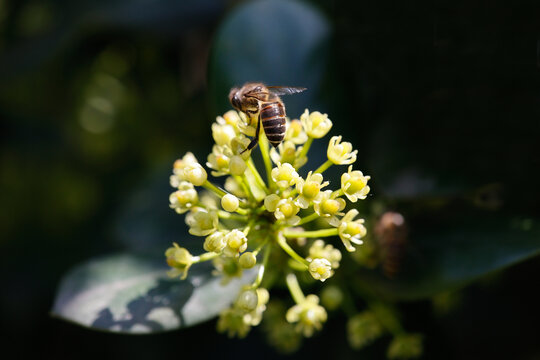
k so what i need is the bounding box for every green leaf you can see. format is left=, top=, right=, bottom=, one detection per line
left=355, top=215, right=540, bottom=301
left=209, top=0, right=330, bottom=115
left=52, top=253, right=256, bottom=333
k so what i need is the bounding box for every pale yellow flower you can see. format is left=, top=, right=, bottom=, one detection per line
left=286, top=294, right=327, bottom=337
left=338, top=209, right=367, bottom=252
left=271, top=162, right=300, bottom=189
left=169, top=181, right=198, bottom=214
left=327, top=136, right=357, bottom=165
left=185, top=208, right=218, bottom=236
left=313, top=190, right=346, bottom=227
left=295, top=171, right=329, bottom=209
left=300, top=109, right=332, bottom=138
left=341, top=165, right=371, bottom=202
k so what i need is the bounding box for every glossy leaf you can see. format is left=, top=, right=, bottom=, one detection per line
left=355, top=215, right=540, bottom=301
left=52, top=253, right=256, bottom=333
left=209, top=0, right=330, bottom=115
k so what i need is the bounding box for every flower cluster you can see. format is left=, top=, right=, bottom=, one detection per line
left=165, top=108, right=371, bottom=339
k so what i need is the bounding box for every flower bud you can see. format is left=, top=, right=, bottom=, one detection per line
left=169, top=181, right=198, bottom=214
left=321, top=285, right=344, bottom=310
left=204, top=231, right=227, bottom=253
left=212, top=122, right=237, bottom=146
left=239, top=252, right=257, bottom=269
left=221, top=194, right=240, bottom=212
left=184, top=163, right=207, bottom=186
left=236, top=288, right=259, bottom=312
left=165, top=243, right=194, bottom=280
left=229, top=155, right=247, bottom=175
left=308, top=258, right=333, bottom=282
left=223, top=229, right=248, bottom=257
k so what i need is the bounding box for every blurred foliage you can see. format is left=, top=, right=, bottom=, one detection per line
left=1, top=0, right=540, bottom=359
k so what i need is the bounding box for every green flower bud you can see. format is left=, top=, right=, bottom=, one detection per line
left=221, top=193, right=240, bottom=212
left=239, top=252, right=257, bottom=269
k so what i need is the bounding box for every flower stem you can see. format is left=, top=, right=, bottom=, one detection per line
left=233, top=174, right=255, bottom=202
left=298, top=212, right=319, bottom=225
left=283, top=228, right=339, bottom=238
left=286, top=273, right=305, bottom=304
left=314, top=159, right=333, bottom=174
left=297, top=137, right=313, bottom=167
left=277, top=234, right=309, bottom=268
left=202, top=180, right=227, bottom=198
left=195, top=252, right=219, bottom=263
left=259, top=130, right=274, bottom=188
left=246, top=158, right=269, bottom=192
left=332, top=188, right=344, bottom=198
left=217, top=210, right=247, bottom=221
left=253, top=244, right=271, bottom=288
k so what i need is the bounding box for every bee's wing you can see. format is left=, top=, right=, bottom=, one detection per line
left=267, top=86, right=307, bottom=96
left=243, top=88, right=270, bottom=101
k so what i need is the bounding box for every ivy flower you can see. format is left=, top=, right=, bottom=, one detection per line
left=169, top=181, right=198, bottom=214
left=286, top=294, right=328, bottom=337
left=295, top=171, right=329, bottom=209
left=185, top=208, right=218, bottom=236
left=165, top=243, right=194, bottom=280
left=327, top=136, right=357, bottom=165
left=285, top=119, right=308, bottom=144
left=307, top=239, right=342, bottom=269
left=170, top=152, right=199, bottom=186
left=313, top=190, right=346, bottom=227
left=265, top=195, right=301, bottom=226
left=308, top=258, right=333, bottom=282
left=338, top=209, right=367, bottom=252
left=271, top=162, right=300, bottom=189
left=270, top=141, right=307, bottom=169
left=300, top=109, right=333, bottom=138
left=341, top=165, right=370, bottom=202
left=207, top=144, right=233, bottom=177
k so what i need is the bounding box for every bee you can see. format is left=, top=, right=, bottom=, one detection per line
left=375, top=211, right=408, bottom=279
left=229, top=82, right=306, bottom=152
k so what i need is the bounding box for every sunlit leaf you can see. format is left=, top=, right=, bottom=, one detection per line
left=52, top=253, right=256, bottom=333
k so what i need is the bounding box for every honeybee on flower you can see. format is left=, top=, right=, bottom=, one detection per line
left=165, top=102, right=370, bottom=341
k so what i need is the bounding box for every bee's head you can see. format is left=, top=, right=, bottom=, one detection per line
left=229, top=87, right=242, bottom=110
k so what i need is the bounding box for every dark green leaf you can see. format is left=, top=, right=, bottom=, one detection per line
left=52, top=253, right=256, bottom=333
left=209, top=0, right=330, bottom=115
left=355, top=215, right=540, bottom=301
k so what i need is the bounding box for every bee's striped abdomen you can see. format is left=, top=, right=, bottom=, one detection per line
left=261, top=101, right=286, bottom=148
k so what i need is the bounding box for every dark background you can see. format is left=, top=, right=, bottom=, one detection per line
left=1, top=0, right=539, bottom=358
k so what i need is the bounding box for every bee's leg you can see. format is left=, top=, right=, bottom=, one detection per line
left=241, top=115, right=261, bottom=154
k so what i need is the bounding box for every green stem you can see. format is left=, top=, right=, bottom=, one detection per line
left=277, top=234, right=309, bottom=268
left=252, top=244, right=271, bottom=288
left=233, top=174, right=255, bottom=202
left=259, top=130, right=274, bottom=188
left=314, top=160, right=333, bottom=174
left=298, top=212, right=319, bottom=225
left=217, top=210, right=247, bottom=221
left=243, top=219, right=257, bottom=236
left=332, top=188, right=344, bottom=198
left=297, top=137, right=313, bottom=168
left=286, top=273, right=305, bottom=304
left=283, top=228, right=339, bottom=238
left=202, top=181, right=227, bottom=198
left=247, top=158, right=269, bottom=192
left=195, top=252, right=219, bottom=263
